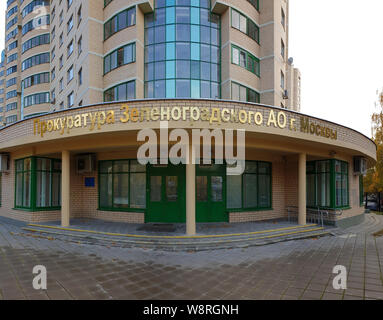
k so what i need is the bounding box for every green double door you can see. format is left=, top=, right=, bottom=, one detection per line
left=146, top=164, right=227, bottom=223
left=146, top=164, right=186, bottom=223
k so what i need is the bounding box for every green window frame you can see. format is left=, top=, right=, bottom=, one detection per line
left=104, top=0, right=113, bottom=7
left=231, top=81, right=260, bottom=103
left=15, top=157, right=61, bottom=211
left=247, top=0, right=260, bottom=11
left=306, top=159, right=349, bottom=210
left=98, top=160, right=146, bottom=212
left=231, top=44, right=260, bottom=77
left=227, top=161, right=272, bottom=211
left=104, top=42, right=136, bottom=75
left=231, top=8, right=260, bottom=44
left=144, top=1, right=221, bottom=99
left=104, top=80, right=136, bottom=102
left=104, top=6, right=136, bottom=40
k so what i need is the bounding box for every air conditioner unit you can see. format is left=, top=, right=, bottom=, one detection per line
left=353, top=156, right=367, bottom=175
left=76, top=154, right=96, bottom=174
left=0, top=154, right=10, bottom=172
left=283, top=90, right=289, bottom=100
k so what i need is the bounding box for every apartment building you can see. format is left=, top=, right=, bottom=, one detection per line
left=0, top=0, right=301, bottom=126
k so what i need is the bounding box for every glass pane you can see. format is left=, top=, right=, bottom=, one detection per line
left=227, top=175, right=241, bottom=209
left=130, top=173, right=146, bottom=208
left=130, top=160, right=146, bottom=172
left=113, top=160, right=129, bottom=172
left=317, top=172, right=331, bottom=207
left=36, top=171, right=51, bottom=207
left=211, top=176, right=223, bottom=202
left=307, top=174, right=316, bottom=207
left=100, top=161, right=113, bottom=173
left=24, top=158, right=31, bottom=171
left=342, top=174, right=348, bottom=206
left=245, top=161, right=257, bottom=173
left=100, top=174, right=113, bottom=207
left=37, top=158, right=51, bottom=171
left=244, top=174, right=257, bottom=208
left=258, top=175, right=271, bottom=207
left=113, top=173, right=130, bottom=208
left=16, top=173, right=23, bottom=207
left=166, top=176, right=178, bottom=202
left=23, top=172, right=31, bottom=207
left=335, top=174, right=342, bottom=206
left=196, top=176, right=208, bottom=202
left=52, top=172, right=61, bottom=207
left=150, top=176, right=162, bottom=202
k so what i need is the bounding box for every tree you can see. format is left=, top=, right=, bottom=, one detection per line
left=365, top=92, right=383, bottom=192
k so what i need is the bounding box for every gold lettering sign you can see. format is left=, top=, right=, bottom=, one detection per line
left=32, top=106, right=337, bottom=141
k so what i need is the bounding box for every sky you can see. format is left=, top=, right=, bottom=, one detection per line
left=0, top=0, right=382, bottom=138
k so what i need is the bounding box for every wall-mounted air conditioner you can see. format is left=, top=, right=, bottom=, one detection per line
left=353, top=156, right=367, bottom=176
left=76, top=154, right=96, bottom=175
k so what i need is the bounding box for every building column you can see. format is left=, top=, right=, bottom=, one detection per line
left=186, top=144, right=196, bottom=235
left=61, top=150, right=70, bottom=227
left=298, top=153, right=307, bottom=225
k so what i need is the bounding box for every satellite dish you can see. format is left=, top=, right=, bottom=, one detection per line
left=288, top=57, right=294, bottom=65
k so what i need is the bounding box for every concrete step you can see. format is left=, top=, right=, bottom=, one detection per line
left=21, top=223, right=332, bottom=251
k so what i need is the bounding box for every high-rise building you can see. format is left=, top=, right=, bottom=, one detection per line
left=0, top=0, right=301, bottom=126
left=0, top=0, right=371, bottom=234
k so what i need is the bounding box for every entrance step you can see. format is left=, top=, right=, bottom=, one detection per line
left=21, top=223, right=332, bottom=251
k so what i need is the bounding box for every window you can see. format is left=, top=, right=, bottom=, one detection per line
left=67, top=40, right=73, bottom=57
left=307, top=159, right=349, bottom=209
left=59, top=55, right=63, bottom=69
left=22, top=0, right=49, bottom=18
left=77, top=36, right=82, bottom=56
left=67, top=65, right=74, bottom=83
left=104, top=80, right=135, bottom=102
left=227, top=161, right=272, bottom=210
left=67, top=0, right=73, bottom=10
left=59, top=32, right=63, bottom=47
left=67, top=15, right=73, bottom=33
left=23, top=72, right=50, bottom=89
left=15, top=157, right=61, bottom=210
left=144, top=1, right=220, bottom=99
left=281, top=39, right=285, bottom=58
left=78, top=68, right=82, bottom=85
left=21, top=52, right=50, bottom=71
left=281, top=8, right=286, bottom=28
left=22, top=15, right=50, bottom=36
left=59, top=78, right=63, bottom=91
left=6, top=115, right=17, bottom=124
left=77, top=5, right=82, bottom=26
left=51, top=67, right=56, bottom=80
left=67, top=91, right=74, bottom=107
left=104, top=43, right=136, bottom=74
left=104, top=7, right=136, bottom=40
left=231, top=45, right=260, bottom=77
left=99, top=160, right=146, bottom=211
left=6, top=65, right=17, bottom=76
left=6, top=90, right=17, bottom=100
left=281, top=71, right=285, bottom=89
left=6, top=102, right=17, bottom=111
left=231, top=82, right=259, bottom=103
left=247, top=0, right=259, bottom=11
left=231, top=9, right=259, bottom=43
left=24, top=92, right=50, bottom=107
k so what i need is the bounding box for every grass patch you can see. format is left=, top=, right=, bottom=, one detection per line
left=373, top=229, right=383, bottom=237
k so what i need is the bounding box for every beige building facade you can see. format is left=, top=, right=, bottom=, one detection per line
left=0, top=1, right=373, bottom=236
left=0, top=0, right=301, bottom=126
